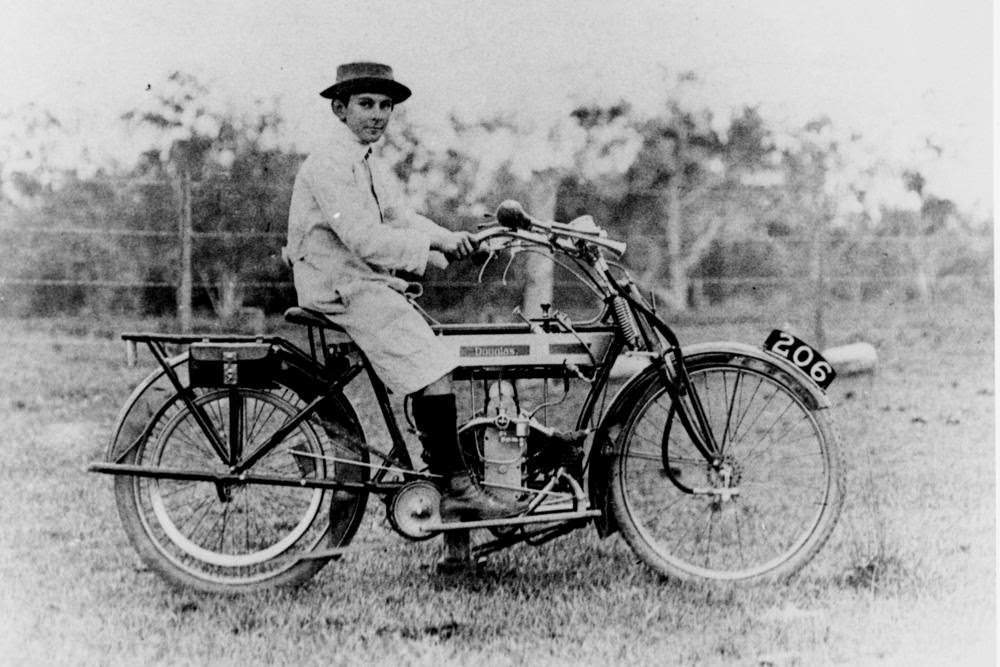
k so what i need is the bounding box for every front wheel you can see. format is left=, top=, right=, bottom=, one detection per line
left=609, top=356, right=844, bottom=582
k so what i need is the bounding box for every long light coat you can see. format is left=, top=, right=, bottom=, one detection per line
left=284, top=120, right=458, bottom=395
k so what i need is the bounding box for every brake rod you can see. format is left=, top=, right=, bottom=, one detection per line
left=85, top=462, right=397, bottom=493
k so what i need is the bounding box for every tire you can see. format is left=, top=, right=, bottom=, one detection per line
left=609, top=356, right=844, bottom=582
left=113, top=379, right=369, bottom=593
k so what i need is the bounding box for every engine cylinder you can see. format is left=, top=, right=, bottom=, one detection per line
left=483, top=380, right=522, bottom=501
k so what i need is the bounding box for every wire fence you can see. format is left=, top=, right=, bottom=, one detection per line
left=0, top=176, right=991, bottom=348
left=0, top=225, right=985, bottom=285
left=1, top=274, right=969, bottom=290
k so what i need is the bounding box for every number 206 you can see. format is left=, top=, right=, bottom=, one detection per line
left=772, top=332, right=832, bottom=384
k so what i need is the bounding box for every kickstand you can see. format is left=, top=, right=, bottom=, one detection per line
left=436, top=529, right=478, bottom=574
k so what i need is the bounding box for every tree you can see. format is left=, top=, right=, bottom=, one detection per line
left=0, top=104, right=108, bottom=207
left=596, top=91, right=787, bottom=311
left=900, top=169, right=968, bottom=300
left=767, top=120, right=975, bottom=304
left=122, top=71, right=296, bottom=325
left=0, top=104, right=144, bottom=315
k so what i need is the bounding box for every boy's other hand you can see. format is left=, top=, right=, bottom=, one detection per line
left=432, top=231, right=475, bottom=260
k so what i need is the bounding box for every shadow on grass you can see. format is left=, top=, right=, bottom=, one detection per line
left=835, top=552, right=919, bottom=595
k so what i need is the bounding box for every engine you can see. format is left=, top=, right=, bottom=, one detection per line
left=462, top=379, right=586, bottom=504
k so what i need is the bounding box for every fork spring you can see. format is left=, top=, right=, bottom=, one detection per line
left=611, top=295, right=640, bottom=347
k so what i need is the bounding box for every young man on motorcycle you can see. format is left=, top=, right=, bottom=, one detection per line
left=284, top=61, right=522, bottom=522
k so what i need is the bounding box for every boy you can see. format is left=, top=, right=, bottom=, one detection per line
left=285, top=62, right=521, bottom=521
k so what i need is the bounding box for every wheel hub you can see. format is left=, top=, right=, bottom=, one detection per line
left=698, top=457, right=742, bottom=505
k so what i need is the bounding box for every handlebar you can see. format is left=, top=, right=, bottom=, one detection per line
left=472, top=200, right=627, bottom=258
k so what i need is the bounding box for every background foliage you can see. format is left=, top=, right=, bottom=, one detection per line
left=0, top=71, right=991, bottom=324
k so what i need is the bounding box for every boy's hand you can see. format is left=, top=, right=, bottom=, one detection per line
left=432, top=231, right=475, bottom=260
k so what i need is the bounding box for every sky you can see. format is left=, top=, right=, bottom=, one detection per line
left=0, top=0, right=994, bottom=214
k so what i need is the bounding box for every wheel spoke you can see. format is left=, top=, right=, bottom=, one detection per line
left=733, top=505, right=746, bottom=569
left=217, top=502, right=230, bottom=551
left=228, top=390, right=244, bottom=465
left=728, top=380, right=777, bottom=451
left=176, top=493, right=218, bottom=538
left=719, top=370, right=741, bottom=454
left=625, top=448, right=667, bottom=462
left=244, top=491, right=251, bottom=554
left=157, top=480, right=200, bottom=499
left=703, top=507, right=716, bottom=568
left=737, top=400, right=801, bottom=463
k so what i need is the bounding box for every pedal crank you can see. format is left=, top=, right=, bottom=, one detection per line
left=424, top=508, right=600, bottom=532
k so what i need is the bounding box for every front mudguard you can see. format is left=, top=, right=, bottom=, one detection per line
left=588, top=341, right=831, bottom=537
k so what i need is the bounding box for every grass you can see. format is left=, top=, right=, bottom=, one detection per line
left=0, top=294, right=994, bottom=666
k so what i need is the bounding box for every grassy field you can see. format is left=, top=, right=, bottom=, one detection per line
left=0, top=295, right=994, bottom=666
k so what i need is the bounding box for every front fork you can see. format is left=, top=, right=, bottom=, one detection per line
left=601, top=269, right=722, bottom=472
left=656, top=349, right=722, bottom=469
left=608, top=276, right=723, bottom=473
left=655, top=351, right=743, bottom=503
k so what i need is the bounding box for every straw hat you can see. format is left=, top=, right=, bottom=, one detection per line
left=319, top=62, right=411, bottom=103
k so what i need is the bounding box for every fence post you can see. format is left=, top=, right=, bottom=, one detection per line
left=177, top=171, right=193, bottom=333
left=810, top=214, right=827, bottom=349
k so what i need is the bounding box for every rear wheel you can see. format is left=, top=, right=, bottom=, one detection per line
left=113, top=381, right=368, bottom=593
left=609, top=357, right=844, bottom=582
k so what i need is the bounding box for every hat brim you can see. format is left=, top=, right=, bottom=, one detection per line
left=319, top=78, right=412, bottom=104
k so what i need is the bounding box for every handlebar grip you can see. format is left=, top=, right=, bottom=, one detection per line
left=495, top=200, right=532, bottom=230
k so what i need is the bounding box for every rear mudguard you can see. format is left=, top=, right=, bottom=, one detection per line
left=104, top=351, right=188, bottom=461
left=104, top=344, right=370, bottom=549
left=104, top=346, right=364, bottom=461
left=588, top=341, right=831, bottom=537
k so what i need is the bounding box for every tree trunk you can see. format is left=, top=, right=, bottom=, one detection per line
left=810, top=214, right=828, bottom=349
left=664, top=173, right=688, bottom=311
left=516, top=174, right=559, bottom=318
left=663, top=120, right=691, bottom=313
left=910, top=235, right=935, bottom=301
left=201, top=267, right=244, bottom=321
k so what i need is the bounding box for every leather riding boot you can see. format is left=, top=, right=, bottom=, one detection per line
left=411, top=393, right=524, bottom=522
left=437, top=472, right=526, bottom=522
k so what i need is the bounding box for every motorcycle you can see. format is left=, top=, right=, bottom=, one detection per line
left=89, top=200, right=843, bottom=593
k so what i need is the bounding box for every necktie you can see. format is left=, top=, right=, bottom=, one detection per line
left=363, top=149, right=384, bottom=224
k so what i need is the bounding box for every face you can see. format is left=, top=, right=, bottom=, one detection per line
left=333, top=92, right=394, bottom=144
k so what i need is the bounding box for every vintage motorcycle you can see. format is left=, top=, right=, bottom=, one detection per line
left=89, top=201, right=844, bottom=593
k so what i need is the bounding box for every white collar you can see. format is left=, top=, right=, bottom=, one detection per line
left=328, top=119, right=379, bottom=161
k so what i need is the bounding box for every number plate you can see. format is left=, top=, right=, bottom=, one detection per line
left=763, top=330, right=836, bottom=390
